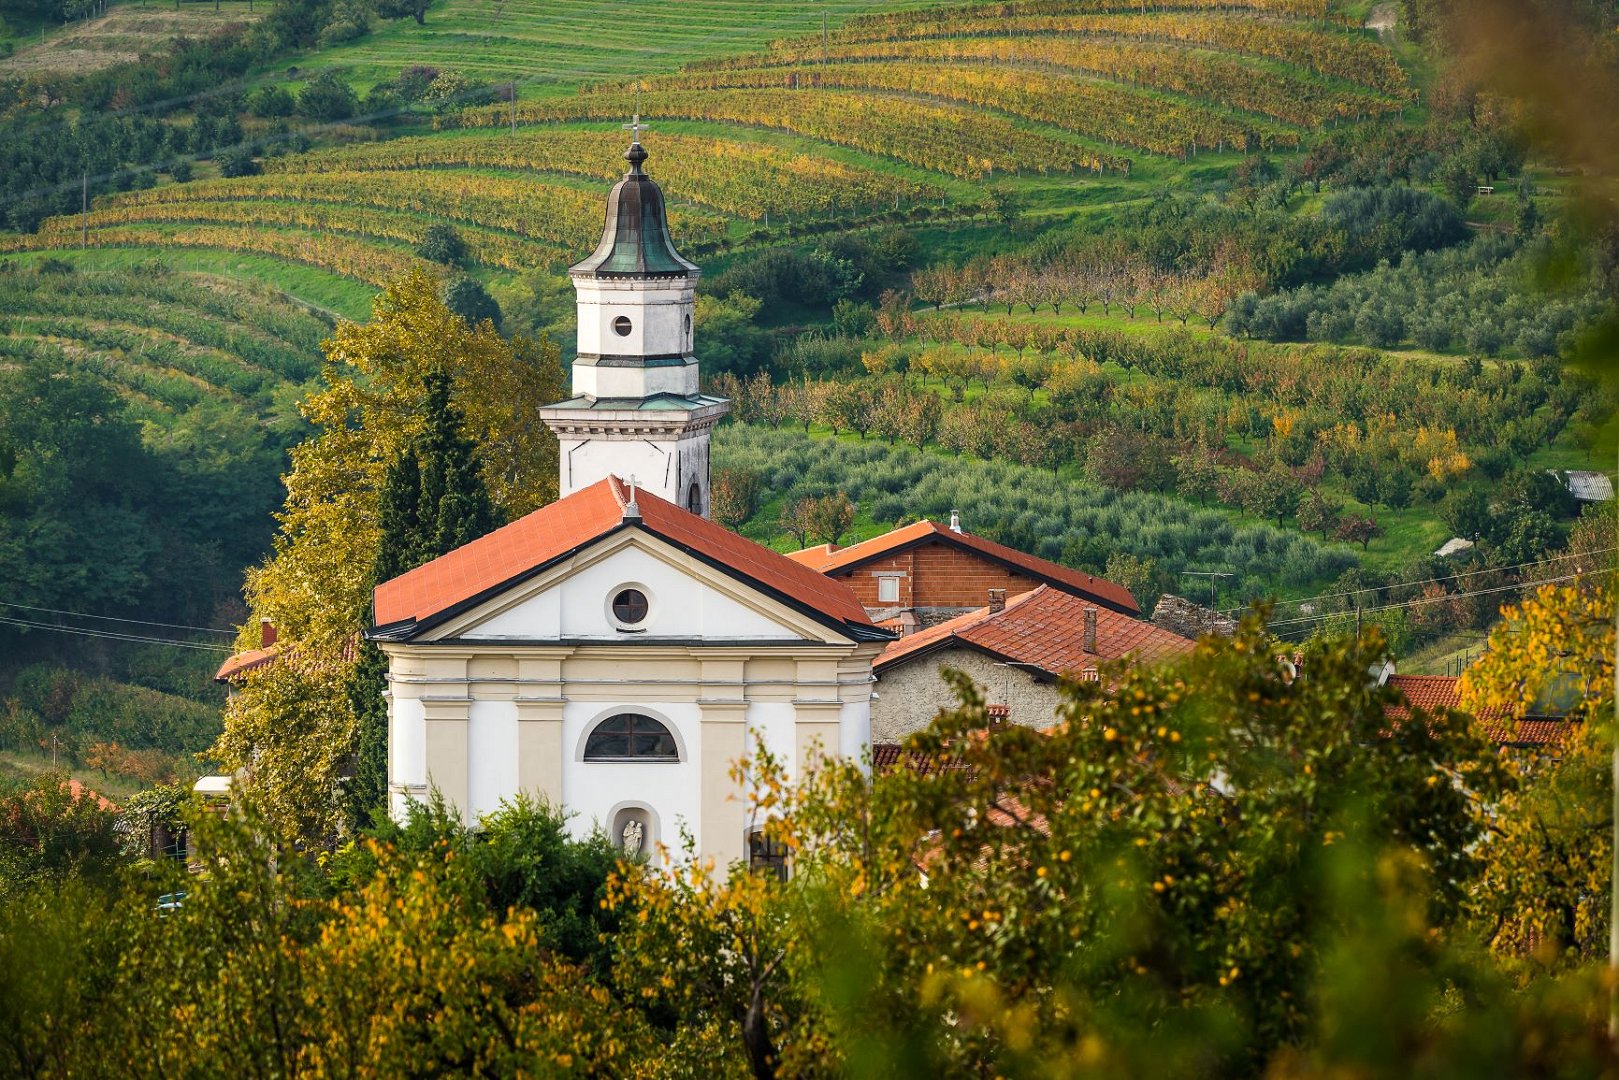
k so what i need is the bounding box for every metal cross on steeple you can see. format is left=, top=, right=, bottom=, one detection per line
left=623, top=113, right=648, bottom=143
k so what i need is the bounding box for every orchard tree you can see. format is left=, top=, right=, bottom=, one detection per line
left=1334, top=515, right=1384, bottom=550
left=711, top=468, right=763, bottom=531
left=1297, top=489, right=1344, bottom=538
left=805, top=493, right=857, bottom=547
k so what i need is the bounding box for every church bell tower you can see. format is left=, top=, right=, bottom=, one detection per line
left=539, top=123, right=729, bottom=517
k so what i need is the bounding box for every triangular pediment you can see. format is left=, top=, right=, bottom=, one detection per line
left=417, top=529, right=853, bottom=646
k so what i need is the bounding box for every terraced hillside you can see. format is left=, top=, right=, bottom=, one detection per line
left=1, top=0, right=1411, bottom=305
left=0, top=262, right=327, bottom=460
left=0, top=2, right=263, bottom=75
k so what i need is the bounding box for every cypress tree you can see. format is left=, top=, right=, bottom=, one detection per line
left=346, top=368, right=505, bottom=829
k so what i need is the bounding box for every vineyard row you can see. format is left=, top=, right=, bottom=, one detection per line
left=449, top=90, right=1132, bottom=178
left=263, top=130, right=960, bottom=222
left=672, top=36, right=1401, bottom=129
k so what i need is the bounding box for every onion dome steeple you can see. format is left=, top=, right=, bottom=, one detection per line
left=569, top=120, right=698, bottom=279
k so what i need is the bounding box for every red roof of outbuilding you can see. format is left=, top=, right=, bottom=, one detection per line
left=874, top=585, right=1193, bottom=679
left=214, top=645, right=281, bottom=682
left=1383, top=673, right=1573, bottom=748
left=372, top=476, right=886, bottom=642
left=790, top=520, right=1139, bottom=614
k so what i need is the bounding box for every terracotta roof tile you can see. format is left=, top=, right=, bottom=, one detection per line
left=791, top=520, right=1139, bottom=614
left=1383, top=674, right=1574, bottom=748
left=871, top=742, right=973, bottom=778
left=874, top=585, right=1194, bottom=680
left=373, top=477, right=883, bottom=641
left=214, top=637, right=357, bottom=683
left=214, top=645, right=281, bottom=682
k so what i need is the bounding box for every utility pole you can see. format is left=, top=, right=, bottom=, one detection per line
left=1179, top=571, right=1233, bottom=612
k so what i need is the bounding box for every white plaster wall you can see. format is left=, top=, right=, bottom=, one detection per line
left=391, top=693, right=426, bottom=786
left=467, top=698, right=519, bottom=821
left=746, top=701, right=800, bottom=778
left=575, top=361, right=697, bottom=399
left=389, top=693, right=426, bottom=820
left=561, top=437, right=679, bottom=503
left=559, top=700, right=701, bottom=849
left=839, top=699, right=872, bottom=763
left=574, top=278, right=694, bottom=361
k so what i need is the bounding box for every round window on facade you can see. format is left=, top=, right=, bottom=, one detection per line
left=612, top=315, right=633, bottom=337
left=611, top=587, right=649, bottom=626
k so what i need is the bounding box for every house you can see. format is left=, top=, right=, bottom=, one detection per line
left=868, top=584, right=1194, bottom=742
left=786, top=510, right=1139, bottom=633
left=1383, top=673, right=1574, bottom=750
left=213, top=619, right=279, bottom=684
left=368, top=134, right=891, bottom=869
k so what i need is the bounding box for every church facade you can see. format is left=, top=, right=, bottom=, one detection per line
left=369, top=135, right=890, bottom=868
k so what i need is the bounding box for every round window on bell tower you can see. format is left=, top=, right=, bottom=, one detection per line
left=613, top=316, right=633, bottom=337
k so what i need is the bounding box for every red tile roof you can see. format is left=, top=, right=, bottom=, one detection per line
left=871, top=742, right=973, bottom=777
left=1383, top=674, right=1573, bottom=748
left=784, top=543, right=839, bottom=567
left=874, top=585, right=1193, bottom=680
left=214, top=645, right=281, bottom=683
left=790, top=520, right=1140, bottom=614
left=372, top=476, right=885, bottom=642
left=214, top=636, right=357, bottom=683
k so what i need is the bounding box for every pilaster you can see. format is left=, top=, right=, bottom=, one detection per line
left=700, top=702, right=748, bottom=868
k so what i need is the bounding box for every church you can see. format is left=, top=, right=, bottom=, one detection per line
left=367, top=133, right=892, bottom=869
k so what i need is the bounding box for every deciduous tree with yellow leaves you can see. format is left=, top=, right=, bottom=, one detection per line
left=214, top=269, right=566, bottom=839
left=1462, top=574, right=1616, bottom=967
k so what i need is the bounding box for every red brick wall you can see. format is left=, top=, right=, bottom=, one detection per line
left=832, top=540, right=1041, bottom=609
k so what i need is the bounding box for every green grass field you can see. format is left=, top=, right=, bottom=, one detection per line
left=259, top=0, right=945, bottom=91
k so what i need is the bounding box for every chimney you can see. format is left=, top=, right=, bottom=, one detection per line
left=1082, top=606, right=1098, bottom=654
left=987, top=588, right=1006, bottom=613
left=260, top=618, right=277, bottom=648
left=949, top=509, right=962, bottom=533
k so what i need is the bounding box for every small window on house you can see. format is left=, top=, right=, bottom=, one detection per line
left=611, top=587, right=649, bottom=625
left=584, top=714, right=679, bottom=761
left=876, top=576, right=900, bottom=604
left=613, top=315, right=633, bottom=337
left=686, top=482, right=702, bottom=514
left=684, top=311, right=692, bottom=335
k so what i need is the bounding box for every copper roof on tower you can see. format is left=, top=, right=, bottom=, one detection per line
left=569, top=140, right=698, bottom=278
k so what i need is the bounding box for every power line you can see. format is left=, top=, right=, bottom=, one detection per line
left=0, top=614, right=233, bottom=652
left=1230, top=546, right=1617, bottom=618
left=1265, top=570, right=1597, bottom=637
left=0, top=599, right=235, bottom=635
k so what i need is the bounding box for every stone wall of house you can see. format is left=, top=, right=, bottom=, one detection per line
left=832, top=541, right=1043, bottom=611
left=1150, top=594, right=1236, bottom=640
left=872, top=645, right=1061, bottom=744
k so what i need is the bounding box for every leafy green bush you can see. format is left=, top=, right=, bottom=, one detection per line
left=416, top=222, right=467, bottom=266
left=297, top=72, right=359, bottom=122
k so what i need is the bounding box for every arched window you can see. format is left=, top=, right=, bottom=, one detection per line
left=584, top=713, right=679, bottom=762
left=686, top=482, right=702, bottom=514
